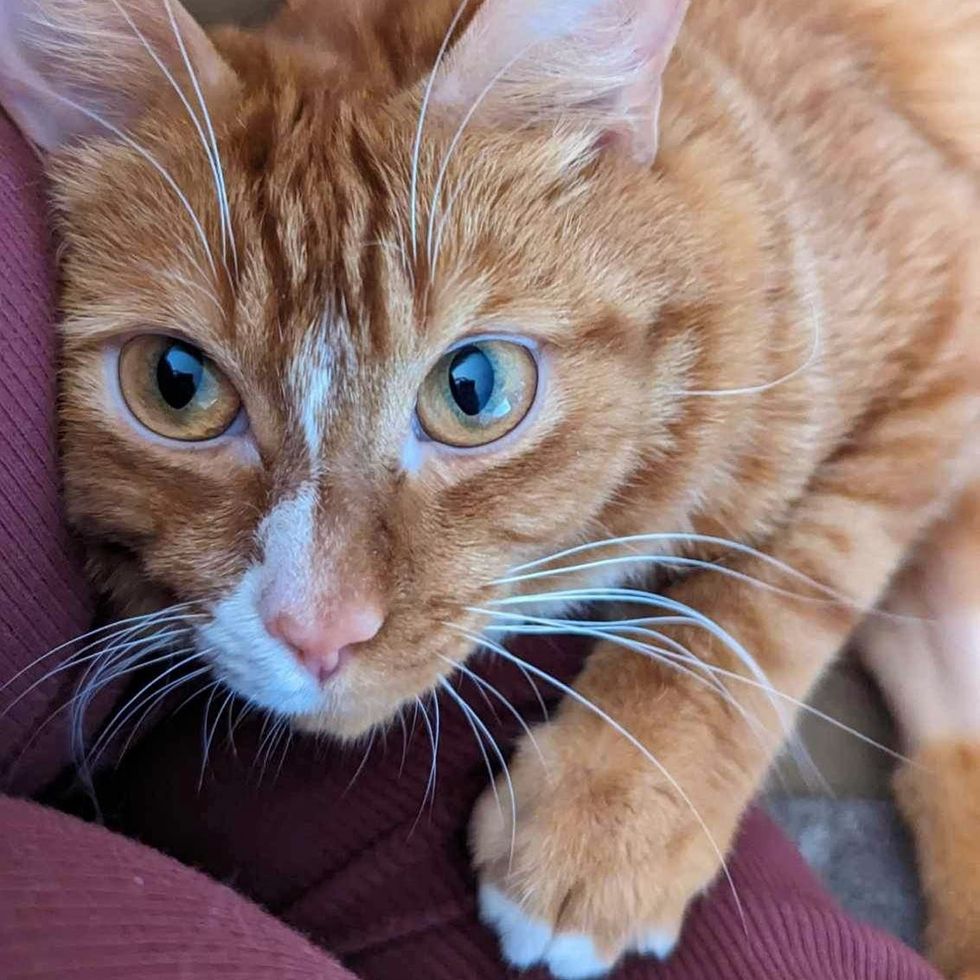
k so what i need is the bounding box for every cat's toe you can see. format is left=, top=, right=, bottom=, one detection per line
left=478, top=884, right=552, bottom=967
left=631, top=928, right=679, bottom=959
left=478, top=884, right=614, bottom=978
left=543, top=934, right=613, bottom=979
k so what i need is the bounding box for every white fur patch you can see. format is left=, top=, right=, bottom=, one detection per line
left=545, top=934, right=611, bottom=979
left=478, top=885, right=612, bottom=979
left=479, top=884, right=552, bottom=967
left=199, top=487, right=327, bottom=716
left=287, top=315, right=334, bottom=463
left=478, top=884, right=679, bottom=979
left=633, top=930, right=678, bottom=959
left=200, top=566, right=322, bottom=716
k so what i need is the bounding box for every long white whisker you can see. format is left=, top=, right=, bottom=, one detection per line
left=439, top=678, right=504, bottom=818
left=506, top=533, right=842, bottom=602
left=0, top=605, right=204, bottom=699
left=117, top=664, right=213, bottom=763
left=70, top=629, right=200, bottom=772
left=414, top=696, right=438, bottom=816
left=46, top=91, right=216, bottom=276
left=410, top=0, right=470, bottom=260
left=1, top=622, right=192, bottom=719
left=438, top=675, right=517, bottom=864
left=486, top=611, right=909, bottom=765
left=163, top=0, right=237, bottom=275
left=257, top=717, right=289, bottom=786
left=426, top=42, right=539, bottom=263
left=476, top=589, right=779, bottom=718
left=472, top=617, right=777, bottom=757
left=484, top=608, right=788, bottom=733
left=439, top=651, right=545, bottom=768
left=200, top=687, right=235, bottom=789
left=83, top=648, right=204, bottom=771
left=455, top=628, right=745, bottom=931
left=106, top=0, right=230, bottom=266
left=396, top=708, right=411, bottom=777
left=345, top=729, right=377, bottom=794
left=497, top=554, right=847, bottom=609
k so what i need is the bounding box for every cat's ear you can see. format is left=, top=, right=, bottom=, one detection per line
left=432, top=0, right=688, bottom=163
left=0, top=0, right=235, bottom=150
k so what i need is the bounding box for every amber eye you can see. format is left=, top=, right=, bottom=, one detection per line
left=118, top=335, right=242, bottom=442
left=416, top=339, right=539, bottom=449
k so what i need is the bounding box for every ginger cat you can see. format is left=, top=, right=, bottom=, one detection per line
left=1, top=0, right=979, bottom=976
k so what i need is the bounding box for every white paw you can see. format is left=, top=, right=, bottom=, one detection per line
left=478, top=885, right=678, bottom=979
left=633, top=930, right=678, bottom=959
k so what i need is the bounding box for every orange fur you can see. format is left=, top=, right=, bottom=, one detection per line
left=896, top=741, right=980, bottom=980
left=1, top=0, right=979, bottom=974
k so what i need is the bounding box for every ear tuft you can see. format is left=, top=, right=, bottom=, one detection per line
left=432, top=0, right=688, bottom=163
left=0, top=0, right=234, bottom=150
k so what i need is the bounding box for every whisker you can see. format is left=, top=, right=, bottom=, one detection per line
left=426, top=41, right=541, bottom=264
left=480, top=613, right=806, bottom=770
left=163, top=0, right=238, bottom=275
left=105, top=0, right=230, bottom=266
left=484, top=612, right=910, bottom=766
left=200, top=687, right=236, bottom=790
left=257, top=717, right=289, bottom=786
left=506, top=533, right=845, bottom=604
left=450, top=626, right=746, bottom=931
left=116, top=664, right=213, bottom=764
left=437, top=675, right=517, bottom=864
left=482, top=608, right=789, bottom=735
left=45, top=91, right=217, bottom=275
left=438, top=651, right=545, bottom=768
left=273, top=725, right=294, bottom=783
left=344, top=729, right=378, bottom=795
left=70, top=631, right=196, bottom=772
left=475, top=589, right=781, bottom=721
left=409, top=0, right=470, bottom=259
left=415, top=696, right=438, bottom=816
left=83, top=648, right=205, bottom=773
left=397, top=708, right=411, bottom=778
left=0, top=605, right=204, bottom=700
left=2, top=624, right=186, bottom=721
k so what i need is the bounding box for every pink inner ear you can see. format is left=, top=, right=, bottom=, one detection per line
left=0, top=0, right=234, bottom=151
left=432, top=0, right=689, bottom=163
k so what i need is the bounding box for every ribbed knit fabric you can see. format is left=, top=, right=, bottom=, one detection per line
left=0, top=113, right=94, bottom=796
left=0, top=795, right=355, bottom=979
left=111, top=643, right=942, bottom=980
left=0, top=111, right=941, bottom=980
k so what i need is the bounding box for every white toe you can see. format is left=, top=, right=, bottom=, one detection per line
left=545, top=933, right=612, bottom=979
left=633, top=929, right=678, bottom=959
left=478, top=884, right=552, bottom=968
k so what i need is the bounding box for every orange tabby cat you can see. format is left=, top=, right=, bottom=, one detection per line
left=1, top=0, right=978, bottom=976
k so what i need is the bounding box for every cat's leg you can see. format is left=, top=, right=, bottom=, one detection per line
left=472, top=390, right=979, bottom=978
left=862, top=483, right=980, bottom=980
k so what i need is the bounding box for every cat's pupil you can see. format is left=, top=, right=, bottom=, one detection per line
left=156, top=342, right=203, bottom=411
left=448, top=346, right=495, bottom=416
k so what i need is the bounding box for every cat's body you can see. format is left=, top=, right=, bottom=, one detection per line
left=1, top=0, right=979, bottom=976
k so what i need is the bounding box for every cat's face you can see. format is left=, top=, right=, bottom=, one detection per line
left=5, top=0, right=702, bottom=738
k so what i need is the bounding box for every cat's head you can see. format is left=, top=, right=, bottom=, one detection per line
left=0, top=0, right=731, bottom=739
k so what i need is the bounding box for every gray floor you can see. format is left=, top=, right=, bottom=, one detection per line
left=767, top=797, right=924, bottom=950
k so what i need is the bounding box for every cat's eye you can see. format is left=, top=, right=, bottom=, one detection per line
left=117, top=336, right=241, bottom=442
left=416, top=339, right=539, bottom=448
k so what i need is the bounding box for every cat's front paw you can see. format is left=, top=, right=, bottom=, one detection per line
left=470, top=715, right=735, bottom=979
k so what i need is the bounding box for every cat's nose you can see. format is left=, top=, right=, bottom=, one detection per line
left=265, top=605, right=384, bottom=685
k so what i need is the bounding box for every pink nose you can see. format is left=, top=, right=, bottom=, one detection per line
left=266, top=605, right=384, bottom=684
